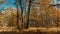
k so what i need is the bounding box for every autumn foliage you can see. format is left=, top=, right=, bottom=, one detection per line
left=0, top=0, right=60, bottom=29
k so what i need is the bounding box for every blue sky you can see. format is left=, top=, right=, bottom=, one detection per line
left=0, top=0, right=16, bottom=10
left=0, top=0, right=28, bottom=14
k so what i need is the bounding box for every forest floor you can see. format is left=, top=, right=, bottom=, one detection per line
left=19, top=27, right=60, bottom=34
left=21, top=27, right=60, bottom=32
left=0, top=27, right=59, bottom=34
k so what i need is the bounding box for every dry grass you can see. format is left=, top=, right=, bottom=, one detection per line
left=0, top=27, right=59, bottom=34
left=21, top=27, right=60, bottom=32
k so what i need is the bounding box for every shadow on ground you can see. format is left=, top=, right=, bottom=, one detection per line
left=0, top=31, right=60, bottom=34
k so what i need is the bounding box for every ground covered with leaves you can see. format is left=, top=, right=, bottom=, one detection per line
left=0, top=31, right=59, bottom=34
